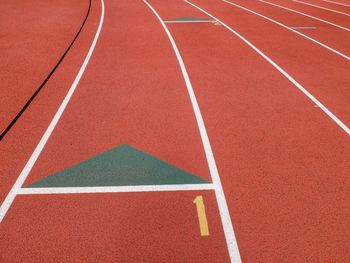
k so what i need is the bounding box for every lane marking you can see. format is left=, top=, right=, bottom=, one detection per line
left=290, top=26, right=316, bottom=29
left=292, top=0, right=350, bottom=16
left=18, top=184, right=215, bottom=195
left=321, top=0, right=350, bottom=7
left=183, top=1, right=350, bottom=135
left=143, top=1, right=242, bottom=262
left=258, top=0, right=350, bottom=32
left=194, top=195, right=210, bottom=236
left=220, top=0, right=350, bottom=61
left=24, top=144, right=209, bottom=188
left=0, top=0, right=105, bottom=223
left=164, top=20, right=215, bottom=23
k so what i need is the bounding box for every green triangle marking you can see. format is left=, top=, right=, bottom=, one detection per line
left=165, top=17, right=213, bottom=22
left=25, top=144, right=209, bottom=188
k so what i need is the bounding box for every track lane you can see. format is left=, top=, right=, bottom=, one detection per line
left=148, top=0, right=350, bottom=261
left=270, top=0, right=350, bottom=27
left=188, top=0, right=350, bottom=128
left=1, top=0, right=230, bottom=261
left=22, top=0, right=211, bottom=188
left=225, top=0, right=350, bottom=56
left=1, top=0, right=349, bottom=261
left=0, top=192, right=229, bottom=262
left=309, top=0, right=350, bottom=12
left=0, top=0, right=87, bottom=134
left=143, top=1, right=241, bottom=260
left=292, top=0, right=350, bottom=15
left=257, top=0, right=350, bottom=32
left=0, top=0, right=101, bottom=209
left=321, top=0, right=350, bottom=7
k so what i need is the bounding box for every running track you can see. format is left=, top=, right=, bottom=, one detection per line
left=0, top=0, right=349, bottom=262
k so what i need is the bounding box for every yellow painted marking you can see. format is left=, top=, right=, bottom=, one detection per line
left=193, top=195, right=210, bottom=236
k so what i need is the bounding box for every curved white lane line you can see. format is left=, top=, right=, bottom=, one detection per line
left=321, top=0, right=350, bottom=7
left=220, top=0, right=350, bottom=60
left=0, top=0, right=105, bottom=223
left=184, top=0, right=350, bottom=136
left=258, top=0, right=350, bottom=32
left=143, top=1, right=242, bottom=262
left=293, top=0, right=350, bottom=16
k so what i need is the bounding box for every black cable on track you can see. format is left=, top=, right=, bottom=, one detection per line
left=0, top=0, right=92, bottom=141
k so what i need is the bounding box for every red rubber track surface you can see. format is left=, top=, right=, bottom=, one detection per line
left=296, top=0, right=350, bottom=13
left=23, top=0, right=210, bottom=186
left=1, top=0, right=228, bottom=261
left=227, top=0, right=350, bottom=56
left=190, top=0, right=350, bottom=126
left=0, top=192, right=229, bottom=262
left=0, top=0, right=87, bottom=133
left=150, top=0, right=350, bottom=261
left=329, top=0, right=350, bottom=5
left=0, top=0, right=100, bottom=205
left=268, top=0, right=350, bottom=27
left=0, top=0, right=349, bottom=262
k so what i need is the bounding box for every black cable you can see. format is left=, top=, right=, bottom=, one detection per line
left=0, top=0, right=92, bottom=141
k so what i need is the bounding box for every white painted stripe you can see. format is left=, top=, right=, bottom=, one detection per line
left=290, top=26, right=316, bottom=29
left=321, top=0, right=350, bottom=7
left=293, top=0, right=350, bottom=16
left=164, top=20, right=215, bottom=23
left=184, top=1, right=350, bottom=132
left=0, top=0, right=105, bottom=223
left=143, top=1, right=242, bottom=262
left=18, top=184, right=215, bottom=195
left=220, top=0, right=350, bottom=61
left=258, top=0, right=350, bottom=32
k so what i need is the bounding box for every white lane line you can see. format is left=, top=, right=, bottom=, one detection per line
left=143, top=1, right=242, bottom=262
left=0, top=0, right=105, bottom=223
left=184, top=0, right=350, bottom=135
left=290, top=26, right=316, bottom=29
left=293, top=0, right=350, bottom=16
left=258, top=0, right=350, bottom=32
left=18, top=184, right=215, bottom=195
left=220, top=0, right=350, bottom=60
left=164, top=20, right=215, bottom=23
left=321, top=0, right=350, bottom=7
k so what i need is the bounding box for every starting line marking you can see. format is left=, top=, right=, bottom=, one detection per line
left=18, top=184, right=215, bottom=195
left=164, top=20, right=215, bottom=23
left=290, top=26, right=316, bottom=29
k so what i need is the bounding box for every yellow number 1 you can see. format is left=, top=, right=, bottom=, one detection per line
left=193, top=195, right=210, bottom=236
